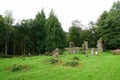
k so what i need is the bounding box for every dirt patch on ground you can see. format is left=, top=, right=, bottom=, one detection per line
left=112, top=49, right=120, bottom=55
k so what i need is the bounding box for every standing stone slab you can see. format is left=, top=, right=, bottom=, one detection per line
left=91, top=48, right=94, bottom=55
left=68, top=48, right=76, bottom=54
left=53, top=48, right=60, bottom=57
left=69, top=42, right=76, bottom=54
left=97, top=38, right=104, bottom=52
left=69, top=42, right=75, bottom=48
left=84, top=41, right=88, bottom=50
left=82, top=44, right=85, bottom=50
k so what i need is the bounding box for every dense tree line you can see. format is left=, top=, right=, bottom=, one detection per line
left=0, top=1, right=119, bottom=56
left=0, top=9, right=66, bottom=56
left=96, top=1, right=120, bottom=49
left=68, top=21, right=98, bottom=48
left=68, top=1, right=120, bottom=49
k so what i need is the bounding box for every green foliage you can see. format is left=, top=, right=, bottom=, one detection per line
left=10, top=64, right=23, bottom=72
left=33, top=9, right=46, bottom=54
left=0, top=15, right=5, bottom=54
left=69, top=26, right=81, bottom=46
left=72, top=56, right=79, bottom=60
left=45, top=9, right=66, bottom=52
left=48, top=58, right=59, bottom=64
left=97, top=1, right=120, bottom=49
left=0, top=9, right=66, bottom=55
left=0, top=53, right=13, bottom=58
left=64, top=60, right=79, bottom=67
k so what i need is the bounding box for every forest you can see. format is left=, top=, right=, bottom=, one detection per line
left=0, top=1, right=120, bottom=56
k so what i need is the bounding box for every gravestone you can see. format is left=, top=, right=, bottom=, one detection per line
left=69, top=42, right=75, bottom=54
left=97, top=38, right=104, bottom=52
left=82, top=44, right=85, bottom=50
left=84, top=41, right=88, bottom=50
left=53, top=48, right=60, bottom=57
left=91, top=48, right=94, bottom=55
left=81, top=44, right=86, bottom=54
left=69, top=42, right=75, bottom=48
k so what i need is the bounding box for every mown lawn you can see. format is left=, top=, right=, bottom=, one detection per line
left=0, top=51, right=120, bottom=80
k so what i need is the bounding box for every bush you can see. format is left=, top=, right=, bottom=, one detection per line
left=0, top=53, right=4, bottom=58
left=49, top=58, right=59, bottom=64
left=10, top=64, right=23, bottom=72
left=64, top=60, right=79, bottom=67
left=0, top=53, right=13, bottom=58
left=73, top=56, right=79, bottom=60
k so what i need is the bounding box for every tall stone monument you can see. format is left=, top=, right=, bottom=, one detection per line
left=97, top=38, right=104, bottom=52
left=91, top=48, right=94, bottom=55
left=84, top=41, right=88, bottom=50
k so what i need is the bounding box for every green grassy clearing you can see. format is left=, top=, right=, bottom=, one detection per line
left=0, top=51, right=120, bottom=80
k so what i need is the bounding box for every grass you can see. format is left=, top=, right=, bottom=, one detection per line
left=0, top=51, right=120, bottom=80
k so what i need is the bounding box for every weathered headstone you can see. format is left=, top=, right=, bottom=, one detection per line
left=69, top=42, right=75, bottom=54
left=81, top=44, right=86, bottom=54
left=84, top=41, right=88, bottom=50
left=82, top=44, right=85, bottom=50
left=97, top=38, right=104, bottom=52
left=91, top=48, right=94, bottom=55
left=53, top=48, right=60, bottom=57
left=69, top=42, right=75, bottom=48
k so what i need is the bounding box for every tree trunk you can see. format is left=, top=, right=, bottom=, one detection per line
left=13, top=33, right=16, bottom=56
left=23, top=44, right=25, bottom=55
left=5, top=32, right=8, bottom=56
left=32, top=39, right=34, bottom=54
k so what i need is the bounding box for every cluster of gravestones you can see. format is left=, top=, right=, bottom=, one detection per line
left=68, top=42, right=80, bottom=54
left=52, top=38, right=105, bottom=57
left=66, top=38, right=105, bottom=55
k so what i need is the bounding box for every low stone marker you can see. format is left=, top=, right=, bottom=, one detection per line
left=53, top=48, right=60, bottom=57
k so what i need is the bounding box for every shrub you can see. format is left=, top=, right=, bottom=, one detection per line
left=10, top=64, right=23, bottom=72
left=64, top=60, right=79, bottom=67
left=73, top=56, right=79, bottom=60
left=0, top=53, right=13, bottom=58
left=49, top=58, right=59, bottom=64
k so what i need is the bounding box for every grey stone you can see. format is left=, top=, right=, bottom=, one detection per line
left=53, top=48, right=60, bottom=57
left=97, top=38, right=104, bottom=52
left=91, top=48, right=94, bottom=55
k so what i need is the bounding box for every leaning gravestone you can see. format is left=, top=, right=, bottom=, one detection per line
left=97, top=38, right=104, bottom=52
